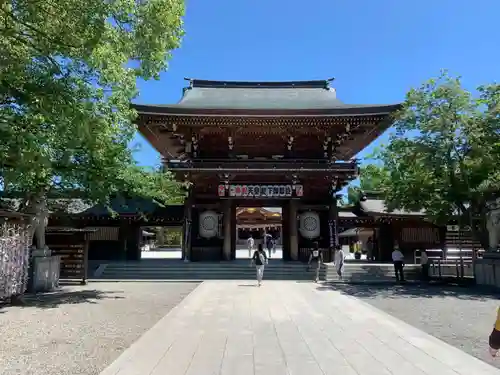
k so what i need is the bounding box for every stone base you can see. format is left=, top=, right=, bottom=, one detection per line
left=474, top=257, right=500, bottom=288
left=31, top=248, right=52, bottom=257
left=28, top=255, right=61, bottom=293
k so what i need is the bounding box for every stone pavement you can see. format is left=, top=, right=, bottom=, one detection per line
left=100, top=281, right=500, bottom=375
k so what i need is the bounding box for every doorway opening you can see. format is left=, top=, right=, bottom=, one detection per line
left=140, top=226, right=183, bottom=260
left=235, top=207, right=283, bottom=259
left=338, top=227, right=377, bottom=261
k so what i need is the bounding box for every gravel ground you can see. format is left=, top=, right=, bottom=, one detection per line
left=320, top=283, right=500, bottom=368
left=0, top=281, right=200, bottom=375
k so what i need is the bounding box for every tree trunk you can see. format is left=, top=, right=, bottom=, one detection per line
left=7, top=193, right=49, bottom=301
left=468, top=202, right=492, bottom=252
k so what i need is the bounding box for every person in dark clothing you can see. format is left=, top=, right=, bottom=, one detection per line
left=264, top=233, right=274, bottom=258
left=307, top=241, right=323, bottom=283
left=251, top=244, right=268, bottom=286
left=489, top=307, right=500, bottom=357
left=366, top=237, right=374, bottom=261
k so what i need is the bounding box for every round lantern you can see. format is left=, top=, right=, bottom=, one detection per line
left=199, top=210, right=218, bottom=238
left=299, top=211, right=320, bottom=239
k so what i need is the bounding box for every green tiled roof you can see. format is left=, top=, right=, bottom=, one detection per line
left=134, top=79, right=400, bottom=113
left=0, top=195, right=184, bottom=219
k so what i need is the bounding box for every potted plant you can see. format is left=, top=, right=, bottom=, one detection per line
left=354, top=251, right=362, bottom=260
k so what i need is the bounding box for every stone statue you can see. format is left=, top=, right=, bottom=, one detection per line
left=486, top=205, right=500, bottom=252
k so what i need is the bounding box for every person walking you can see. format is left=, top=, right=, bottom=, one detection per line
left=251, top=244, right=268, bottom=287
left=489, top=306, right=500, bottom=357
left=420, top=249, right=430, bottom=282
left=247, top=235, right=255, bottom=258
left=334, top=245, right=345, bottom=280
left=392, top=247, right=405, bottom=282
left=307, top=242, right=323, bottom=283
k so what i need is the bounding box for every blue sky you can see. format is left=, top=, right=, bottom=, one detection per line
left=133, top=0, right=500, bottom=193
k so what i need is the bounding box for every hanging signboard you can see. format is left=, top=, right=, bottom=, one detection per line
left=328, top=219, right=338, bottom=248
left=218, top=184, right=303, bottom=198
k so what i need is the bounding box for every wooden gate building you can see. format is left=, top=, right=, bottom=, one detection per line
left=134, top=78, right=400, bottom=261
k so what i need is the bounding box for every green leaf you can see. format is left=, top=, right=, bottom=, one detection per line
left=0, top=0, right=185, bottom=207
left=364, top=71, right=500, bottom=247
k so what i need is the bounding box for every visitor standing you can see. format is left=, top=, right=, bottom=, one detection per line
left=307, top=241, right=323, bottom=283
left=366, top=237, right=374, bottom=261
left=392, top=247, right=405, bottom=282
left=420, top=249, right=430, bottom=282
left=251, top=244, right=268, bottom=286
left=334, top=245, right=345, bottom=280
left=264, top=232, right=274, bottom=258
left=247, top=235, right=255, bottom=258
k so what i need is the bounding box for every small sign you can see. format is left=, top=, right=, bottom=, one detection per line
left=446, top=225, right=471, bottom=232
left=218, top=185, right=225, bottom=197
left=217, top=184, right=303, bottom=198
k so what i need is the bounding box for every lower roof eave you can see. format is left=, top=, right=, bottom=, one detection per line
left=133, top=104, right=401, bottom=118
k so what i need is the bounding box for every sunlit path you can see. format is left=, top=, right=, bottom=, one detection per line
left=100, top=281, right=499, bottom=375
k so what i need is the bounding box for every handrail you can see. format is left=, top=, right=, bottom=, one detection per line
left=429, top=258, right=474, bottom=279
left=413, top=248, right=484, bottom=264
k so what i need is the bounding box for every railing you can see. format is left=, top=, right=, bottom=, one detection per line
left=414, top=248, right=486, bottom=280
left=429, top=259, right=474, bottom=279
left=168, top=159, right=358, bottom=172
left=413, top=248, right=485, bottom=265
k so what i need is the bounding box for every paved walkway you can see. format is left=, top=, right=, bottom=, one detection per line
left=100, top=281, right=500, bottom=375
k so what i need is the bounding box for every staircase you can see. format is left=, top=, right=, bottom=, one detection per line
left=326, top=263, right=420, bottom=283
left=92, top=260, right=421, bottom=283
left=95, top=260, right=324, bottom=280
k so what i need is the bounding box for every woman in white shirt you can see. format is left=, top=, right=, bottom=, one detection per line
left=334, top=245, right=345, bottom=280
left=391, top=248, right=405, bottom=282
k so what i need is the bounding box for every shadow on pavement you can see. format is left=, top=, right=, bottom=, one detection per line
left=87, top=279, right=201, bottom=283
left=316, top=282, right=500, bottom=301
left=0, top=289, right=125, bottom=311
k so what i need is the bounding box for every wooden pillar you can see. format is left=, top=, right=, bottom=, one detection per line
left=183, top=191, right=193, bottom=262
left=289, top=199, right=298, bottom=261
left=124, top=224, right=141, bottom=261
left=223, top=199, right=232, bottom=261
left=230, top=202, right=237, bottom=260
left=181, top=221, right=186, bottom=260
left=118, top=222, right=128, bottom=261
left=329, top=195, right=339, bottom=262
left=282, top=203, right=290, bottom=260
left=379, top=223, right=394, bottom=262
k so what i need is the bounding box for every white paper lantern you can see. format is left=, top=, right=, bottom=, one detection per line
left=299, top=211, right=320, bottom=239
left=199, top=210, right=218, bottom=239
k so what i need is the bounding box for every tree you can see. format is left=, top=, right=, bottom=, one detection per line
left=346, top=164, right=389, bottom=205
left=0, top=0, right=185, bottom=249
left=372, top=71, right=500, bottom=250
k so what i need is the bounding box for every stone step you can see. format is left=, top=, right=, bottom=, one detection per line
left=95, top=262, right=422, bottom=282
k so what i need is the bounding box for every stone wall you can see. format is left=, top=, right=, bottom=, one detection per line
left=475, top=255, right=500, bottom=288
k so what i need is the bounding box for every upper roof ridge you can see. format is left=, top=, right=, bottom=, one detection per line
left=184, top=78, right=335, bottom=90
